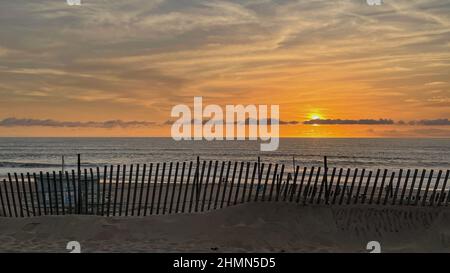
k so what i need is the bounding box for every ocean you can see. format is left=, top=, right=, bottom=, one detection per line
left=0, top=138, right=449, bottom=177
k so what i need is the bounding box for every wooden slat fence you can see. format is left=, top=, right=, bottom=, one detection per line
left=0, top=160, right=449, bottom=217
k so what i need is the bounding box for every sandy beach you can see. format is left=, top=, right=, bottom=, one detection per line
left=0, top=202, right=448, bottom=253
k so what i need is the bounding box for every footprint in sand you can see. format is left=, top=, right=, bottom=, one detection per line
left=22, top=223, right=40, bottom=232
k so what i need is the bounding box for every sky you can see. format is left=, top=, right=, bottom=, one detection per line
left=0, top=0, right=449, bottom=137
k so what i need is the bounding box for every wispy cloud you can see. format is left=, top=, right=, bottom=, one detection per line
left=0, top=118, right=156, bottom=128
left=303, top=119, right=395, bottom=125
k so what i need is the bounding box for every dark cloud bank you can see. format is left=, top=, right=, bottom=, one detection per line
left=0, top=118, right=449, bottom=128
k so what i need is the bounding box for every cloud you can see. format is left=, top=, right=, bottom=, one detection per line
left=406, top=119, right=450, bottom=126
left=303, top=119, right=394, bottom=125
left=0, top=118, right=156, bottom=128
left=163, top=118, right=298, bottom=126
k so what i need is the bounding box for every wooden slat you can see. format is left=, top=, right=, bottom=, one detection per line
left=169, top=162, right=179, bottom=214
left=289, top=166, right=300, bottom=203
left=26, top=173, right=36, bottom=216
left=368, top=169, right=380, bottom=205
left=261, top=163, right=273, bottom=202
left=414, top=169, right=427, bottom=206
left=33, top=173, right=42, bottom=216
left=163, top=162, right=172, bottom=215
left=213, top=161, right=225, bottom=210
left=383, top=172, right=395, bottom=205
left=125, top=164, right=134, bottom=216
left=201, top=161, right=212, bottom=211
left=131, top=164, right=141, bottom=216
left=376, top=169, right=388, bottom=205
left=207, top=161, right=219, bottom=210
left=65, top=171, right=72, bottom=214
left=304, top=167, right=315, bottom=205
left=407, top=169, right=418, bottom=205
left=150, top=163, right=160, bottom=215
left=181, top=162, right=192, bottom=213
left=310, top=167, right=321, bottom=204
left=112, top=165, right=121, bottom=216
left=226, top=162, right=238, bottom=207
left=220, top=161, right=231, bottom=209
left=267, top=164, right=279, bottom=202
left=195, top=161, right=206, bottom=212
left=353, top=169, right=365, bottom=204
left=59, top=172, right=65, bottom=215
left=438, top=170, right=449, bottom=206
left=175, top=162, right=186, bottom=213
left=247, top=162, right=257, bottom=203
left=233, top=162, right=245, bottom=205
left=296, top=167, right=307, bottom=203
left=254, top=163, right=265, bottom=202
left=331, top=168, right=343, bottom=205
left=13, top=173, right=24, bottom=217
left=421, top=170, right=434, bottom=206
left=361, top=170, right=372, bottom=204
left=338, top=169, right=350, bottom=205
left=20, top=173, right=30, bottom=217
left=430, top=170, right=442, bottom=207
left=142, top=163, right=152, bottom=216
left=157, top=163, right=166, bottom=215
left=399, top=169, right=411, bottom=206
left=345, top=169, right=358, bottom=205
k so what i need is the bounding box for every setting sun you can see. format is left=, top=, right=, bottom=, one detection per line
left=309, top=114, right=323, bottom=120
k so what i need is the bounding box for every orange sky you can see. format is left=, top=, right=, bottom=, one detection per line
left=0, top=0, right=449, bottom=138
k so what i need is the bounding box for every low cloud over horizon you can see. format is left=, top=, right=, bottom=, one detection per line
left=2, top=117, right=450, bottom=128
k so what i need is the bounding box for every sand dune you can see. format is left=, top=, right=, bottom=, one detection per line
left=0, top=203, right=449, bottom=252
